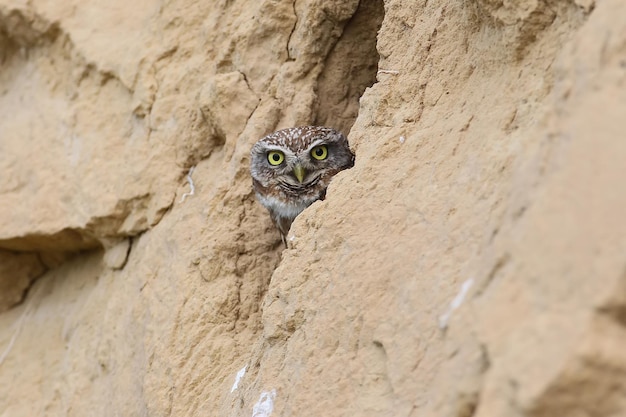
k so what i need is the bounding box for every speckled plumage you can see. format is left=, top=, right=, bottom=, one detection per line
left=250, top=126, right=354, bottom=243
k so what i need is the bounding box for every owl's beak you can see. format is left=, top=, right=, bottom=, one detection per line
left=293, top=164, right=305, bottom=183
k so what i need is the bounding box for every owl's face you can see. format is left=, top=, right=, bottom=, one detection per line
left=250, top=126, right=354, bottom=240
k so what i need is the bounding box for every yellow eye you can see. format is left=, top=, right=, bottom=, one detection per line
left=267, top=151, right=285, bottom=166
left=311, top=145, right=328, bottom=160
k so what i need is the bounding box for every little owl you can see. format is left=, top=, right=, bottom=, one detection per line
left=250, top=126, right=355, bottom=243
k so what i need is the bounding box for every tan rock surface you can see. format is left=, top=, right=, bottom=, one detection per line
left=1, top=0, right=625, bottom=416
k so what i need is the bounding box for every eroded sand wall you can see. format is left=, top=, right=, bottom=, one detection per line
left=1, top=0, right=624, bottom=416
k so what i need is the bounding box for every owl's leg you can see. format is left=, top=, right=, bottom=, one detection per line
left=271, top=214, right=293, bottom=248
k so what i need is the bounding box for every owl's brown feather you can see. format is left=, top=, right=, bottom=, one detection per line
left=250, top=126, right=354, bottom=244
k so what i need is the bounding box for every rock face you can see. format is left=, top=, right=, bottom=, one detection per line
left=0, top=0, right=624, bottom=416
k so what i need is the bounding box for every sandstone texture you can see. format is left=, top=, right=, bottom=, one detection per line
left=0, top=0, right=624, bottom=416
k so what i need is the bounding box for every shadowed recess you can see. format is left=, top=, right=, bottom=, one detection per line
left=314, top=0, right=384, bottom=134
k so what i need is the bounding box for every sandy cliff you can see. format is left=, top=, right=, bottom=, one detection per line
left=1, top=0, right=625, bottom=416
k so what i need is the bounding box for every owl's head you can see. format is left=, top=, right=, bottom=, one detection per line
left=250, top=126, right=354, bottom=200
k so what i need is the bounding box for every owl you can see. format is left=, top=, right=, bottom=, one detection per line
left=250, top=126, right=355, bottom=244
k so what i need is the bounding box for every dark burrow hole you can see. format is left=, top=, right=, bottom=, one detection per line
left=313, top=0, right=384, bottom=135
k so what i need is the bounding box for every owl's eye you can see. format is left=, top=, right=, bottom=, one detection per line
left=267, top=150, right=285, bottom=166
left=311, top=145, right=328, bottom=160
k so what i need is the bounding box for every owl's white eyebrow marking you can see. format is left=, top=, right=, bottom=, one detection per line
left=261, top=145, right=298, bottom=159
left=262, top=144, right=288, bottom=151
left=304, top=139, right=327, bottom=152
